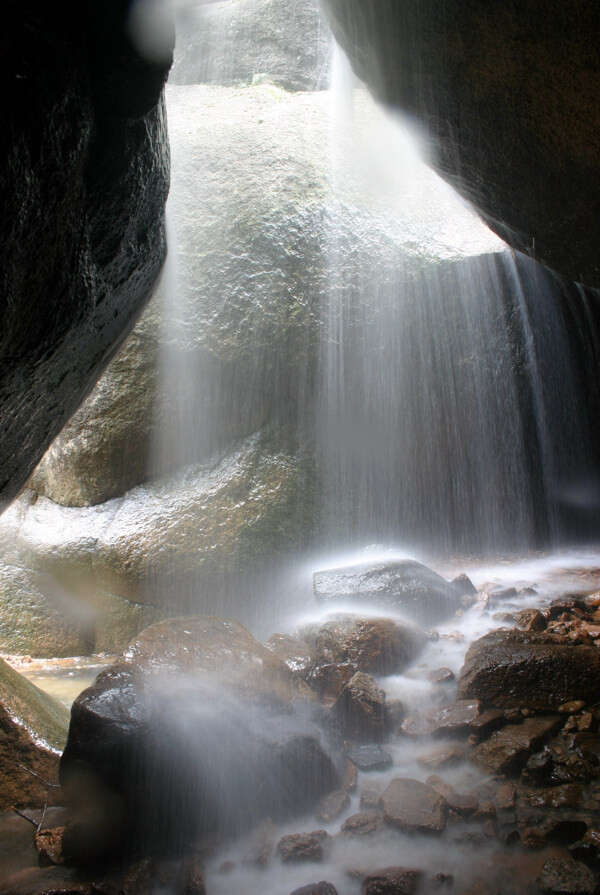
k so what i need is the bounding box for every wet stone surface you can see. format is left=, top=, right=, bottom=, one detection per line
left=380, top=778, right=446, bottom=834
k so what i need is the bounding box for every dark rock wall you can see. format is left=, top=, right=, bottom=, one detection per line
left=321, top=0, right=600, bottom=288
left=0, top=1, right=172, bottom=511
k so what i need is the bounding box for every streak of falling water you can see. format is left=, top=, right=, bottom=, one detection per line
left=315, top=46, right=600, bottom=558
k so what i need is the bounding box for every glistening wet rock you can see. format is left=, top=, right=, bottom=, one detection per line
left=277, top=831, right=330, bottom=863
left=471, top=717, right=562, bottom=775
left=289, top=884, right=338, bottom=895
left=537, top=856, right=598, bottom=894
left=458, top=629, right=600, bottom=712
left=59, top=618, right=338, bottom=858
left=313, top=561, right=461, bottom=624
left=334, top=672, right=386, bottom=742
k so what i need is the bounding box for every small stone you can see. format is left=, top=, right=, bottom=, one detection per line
left=121, top=858, right=155, bottom=895
left=277, top=831, right=329, bottom=863
left=429, top=700, right=481, bottom=737
left=315, top=790, right=350, bottom=824
left=418, top=744, right=466, bottom=770
left=385, top=699, right=406, bottom=732
left=577, top=713, right=598, bottom=733
left=380, top=778, right=446, bottom=834
left=341, top=810, right=384, bottom=837
left=289, top=884, right=338, bottom=895
left=537, top=856, right=597, bottom=894
left=559, top=701, right=586, bottom=714
left=512, top=609, right=547, bottom=632
left=428, top=667, right=455, bottom=685
left=431, top=873, right=454, bottom=888
left=360, top=787, right=382, bottom=810
left=521, top=827, right=547, bottom=848
left=342, top=759, right=358, bottom=792
left=181, top=856, right=205, bottom=895
left=446, top=792, right=478, bottom=816
left=496, top=783, right=517, bottom=809
left=348, top=745, right=393, bottom=772
left=362, top=867, right=423, bottom=895
left=34, top=827, right=65, bottom=866
left=473, top=800, right=496, bottom=819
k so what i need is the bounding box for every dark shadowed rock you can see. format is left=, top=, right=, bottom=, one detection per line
left=362, top=867, right=423, bottom=895
left=334, top=672, right=386, bottom=742
left=380, top=778, right=446, bottom=834
left=0, top=866, right=92, bottom=895
left=313, top=561, right=461, bottom=624
left=321, top=0, right=600, bottom=288
left=60, top=618, right=338, bottom=857
left=0, top=3, right=172, bottom=509
left=0, top=657, right=69, bottom=810
left=471, top=717, right=562, bottom=775
left=458, top=629, right=600, bottom=712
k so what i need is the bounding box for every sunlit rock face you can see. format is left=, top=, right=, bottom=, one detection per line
left=321, top=0, right=600, bottom=288
left=170, top=0, right=333, bottom=91
left=0, top=2, right=172, bottom=510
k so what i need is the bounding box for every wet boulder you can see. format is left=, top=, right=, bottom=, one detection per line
left=60, top=618, right=338, bottom=858
left=334, top=672, right=386, bottom=742
left=471, top=717, right=562, bottom=776
left=277, top=830, right=330, bottom=863
left=265, top=633, right=315, bottom=680
left=299, top=615, right=425, bottom=698
left=380, top=778, right=446, bottom=834
left=0, top=657, right=69, bottom=810
left=312, top=561, right=462, bottom=624
left=458, top=629, right=600, bottom=712
left=537, top=856, right=598, bottom=894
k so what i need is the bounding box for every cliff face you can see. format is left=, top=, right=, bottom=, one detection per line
left=321, top=0, right=600, bottom=289
left=0, top=1, right=173, bottom=510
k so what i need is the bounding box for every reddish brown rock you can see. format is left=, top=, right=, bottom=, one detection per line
left=471, top=717, right=562, bottom=775
left=341, top=810, right=385, bottom=836
left=289, top=885, right=338, bottom=895
left=362, top=867, right=423, bottom=895
left=35, top=827, right=66, bottom=866
left=380, top=778, right=446, bottom=834
left=277, top=831, right=329, bottom=863
left=348, top=745, right=393, bottom=772
left=418, top=743, right=466, bottom=770
left=301, top=616, right=425, bottom=699
left=264, top=634, right=314, bottom=679
left=446, top=792, right=478, bottom=816
left=496, top=783, right=518, bottom=810
left=469, top=708, right=505, bottom=742
left=429, top=700, right=482, bottom=737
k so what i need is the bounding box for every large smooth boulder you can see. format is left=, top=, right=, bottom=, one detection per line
left=60, top=617, right=338, bottom=857
left=312, top=561, right=461, bottom=624
left=458, top=629, right=600, bottom=712
left=0, top=2, right=172, bottom=509
left=0, top=657, right=69, bottom=809
left=322, top=0, right=600, bottom=288
left=171, top=0, right=332, bottom=90
left=0, top=433, right=314, bottom=624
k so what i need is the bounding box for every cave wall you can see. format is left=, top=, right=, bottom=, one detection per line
left=0, top=1, right=173, bottom=511
left=321, top=0, right=600, bottom=289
